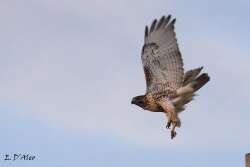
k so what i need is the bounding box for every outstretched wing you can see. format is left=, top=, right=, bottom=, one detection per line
left=142, top=15, right=184, bottom=93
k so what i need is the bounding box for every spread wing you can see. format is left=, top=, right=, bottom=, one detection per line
left=141, top=15, right=184, bottom=93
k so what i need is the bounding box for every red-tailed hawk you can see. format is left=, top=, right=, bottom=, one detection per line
left=131, top=15, right=210, bottom=139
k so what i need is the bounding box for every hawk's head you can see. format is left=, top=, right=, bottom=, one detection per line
left=131, top=95, right=146, bottom=109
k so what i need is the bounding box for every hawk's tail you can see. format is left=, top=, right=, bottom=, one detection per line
left=190, top=73, right=210, bottom=91
left=183, top=67, right=203, bottom=86
left=174, top=70, right=210, bottom=115
left=182, top=67, right=210, bottom=92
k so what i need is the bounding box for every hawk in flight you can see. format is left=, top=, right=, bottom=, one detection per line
left=131, top=15, right=210, bottom=139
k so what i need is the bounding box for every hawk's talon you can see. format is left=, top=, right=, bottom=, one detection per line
left=171, top=130, right=177, bottom=139
left=166, top=121, right=171, bottom=129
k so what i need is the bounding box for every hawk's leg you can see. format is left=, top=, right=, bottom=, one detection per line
left=157, top=97, right=178, bottom=139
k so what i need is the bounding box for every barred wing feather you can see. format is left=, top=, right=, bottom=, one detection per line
left=142, top=15, right=184, bottom=93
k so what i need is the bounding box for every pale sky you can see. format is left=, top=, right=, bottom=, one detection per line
left=0, top=0, right=250, bottom=166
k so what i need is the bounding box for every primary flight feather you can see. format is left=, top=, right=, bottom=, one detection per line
left=131, top=15, right=210, bottom=139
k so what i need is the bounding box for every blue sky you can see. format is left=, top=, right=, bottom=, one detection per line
left=0, top=0, right=250, bottom=166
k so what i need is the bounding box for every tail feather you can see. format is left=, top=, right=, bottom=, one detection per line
left=191, top=73, right=210, bottom=91
left=183, top=67, right=203, bottom=86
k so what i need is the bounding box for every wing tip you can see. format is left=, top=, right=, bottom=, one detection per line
left=150, top=19, right=158, bottom=32
left=156, top=16, right=166, bottom=30
left=146, top=14, right=177, bottom=34
left=145, top=26, right=149, bottom=38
